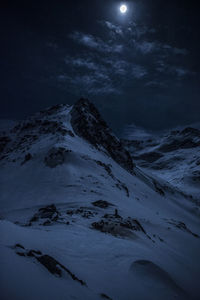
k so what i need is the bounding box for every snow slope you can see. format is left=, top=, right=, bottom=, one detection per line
left=122, top=125, right=200, bottom=202
left=0, top=99, right=200, bottom=300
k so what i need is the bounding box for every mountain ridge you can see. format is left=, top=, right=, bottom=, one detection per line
left=122, top=124, right=200, bottom=202
left=0, top=98, right=200, bottom=300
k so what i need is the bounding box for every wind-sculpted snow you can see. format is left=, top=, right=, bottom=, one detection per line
left=129, top=260, right=187, bottom=299
left=0, top=101, right=200, bottom=300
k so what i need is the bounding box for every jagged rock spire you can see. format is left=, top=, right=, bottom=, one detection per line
left=71, top=98, right=134, bottom=173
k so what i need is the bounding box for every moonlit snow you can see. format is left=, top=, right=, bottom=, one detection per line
left=0, top=99, right=200, bottom=300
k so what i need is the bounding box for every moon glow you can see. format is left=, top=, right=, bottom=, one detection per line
left=120, top=4, right=127, bottom=14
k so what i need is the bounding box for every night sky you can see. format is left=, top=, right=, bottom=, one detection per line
left=1, top=0, right=200, bottom=133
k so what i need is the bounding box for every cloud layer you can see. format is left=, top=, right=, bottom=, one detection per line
left=57, top=19, right=193, bottom=96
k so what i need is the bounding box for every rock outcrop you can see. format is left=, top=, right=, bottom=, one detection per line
left=71, top=98, right=134, bottom=173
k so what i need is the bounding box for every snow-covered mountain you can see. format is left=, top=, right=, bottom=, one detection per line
left=0, top=99, right=200, bottom=300
left=122, top=125, right=200, bottom=202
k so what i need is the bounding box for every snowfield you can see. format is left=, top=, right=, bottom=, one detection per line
left=0, top=99, right=200, bottom=300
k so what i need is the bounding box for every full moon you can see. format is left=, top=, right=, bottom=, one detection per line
left=120, top=4, right=127, bottom=14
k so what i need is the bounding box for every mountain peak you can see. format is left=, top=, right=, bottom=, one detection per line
left=0, top=98, right=134, bottom=174
left=71, top=98, right=134, bottom=173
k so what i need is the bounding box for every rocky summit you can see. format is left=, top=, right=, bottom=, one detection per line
left=71, top=98, right=134, bottom=173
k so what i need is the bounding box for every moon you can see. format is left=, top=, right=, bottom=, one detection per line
left=120, top=4, right=127, bottom=14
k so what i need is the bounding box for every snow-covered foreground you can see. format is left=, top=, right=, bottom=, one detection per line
left=0, top=99, right=200, bottom=300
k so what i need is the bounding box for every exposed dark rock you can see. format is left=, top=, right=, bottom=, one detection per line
left=37, top=254, right=86, bottom=285
left=153, top=180, right=165, bottom=196
left=94, top=160, right=130, bottom=197
left=2, top=120, right=72, bottom=160
left=71, top=98, right=134, bottom=173
left=95, top=160, right=114, bottom=179
left=115, top=181, right=129, bottom=197
left=191, top=170, right=200, bottom=183
left=37, top=255, right=62, bottom=277
left=92, top=211, right=148, bottom=238
left=15, top=243, right=25, bottom=249
left=29, top=215, right=38, bottom=222
left=38, top=204, right=58, bottom=218
left=30, top=204, right=59, bottom=223
left=44, top=147, right=72, bottom=168
left=21, top=153, right=32, bottom=165
left=133, top=219, right=146, bottom=234
left=180, top=127, right=200, bottom=137
left=66, top=208, right=97, bottom=218
left=100, top=293, right=113, bottom=300
left=92, top=200, right=113, bottom=209
left=11, top=112, right=74, bottom=143
left=167, top=219, right=199, bottom=238
left=42, top=220, right=52, bottom=226
left=13, top=245, right=87, bottom=285
left=114, top=209, right=120, bottom=218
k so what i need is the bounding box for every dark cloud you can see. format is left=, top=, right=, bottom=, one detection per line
left=69, top=31, right=123, bottom=53
left=61, top=18, right=193, bottom=97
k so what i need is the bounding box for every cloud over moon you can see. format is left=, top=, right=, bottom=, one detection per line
left=69, top=31, right=123, bottom=53
left=57, top=18, right=193, bottom=96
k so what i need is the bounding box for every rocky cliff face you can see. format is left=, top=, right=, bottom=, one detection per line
left=71, top=98, right=134, bottom=173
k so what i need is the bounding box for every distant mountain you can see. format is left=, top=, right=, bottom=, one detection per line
left=0, top=99, right=200, bottom=300
left=122, top=125, right=200, bottom=202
